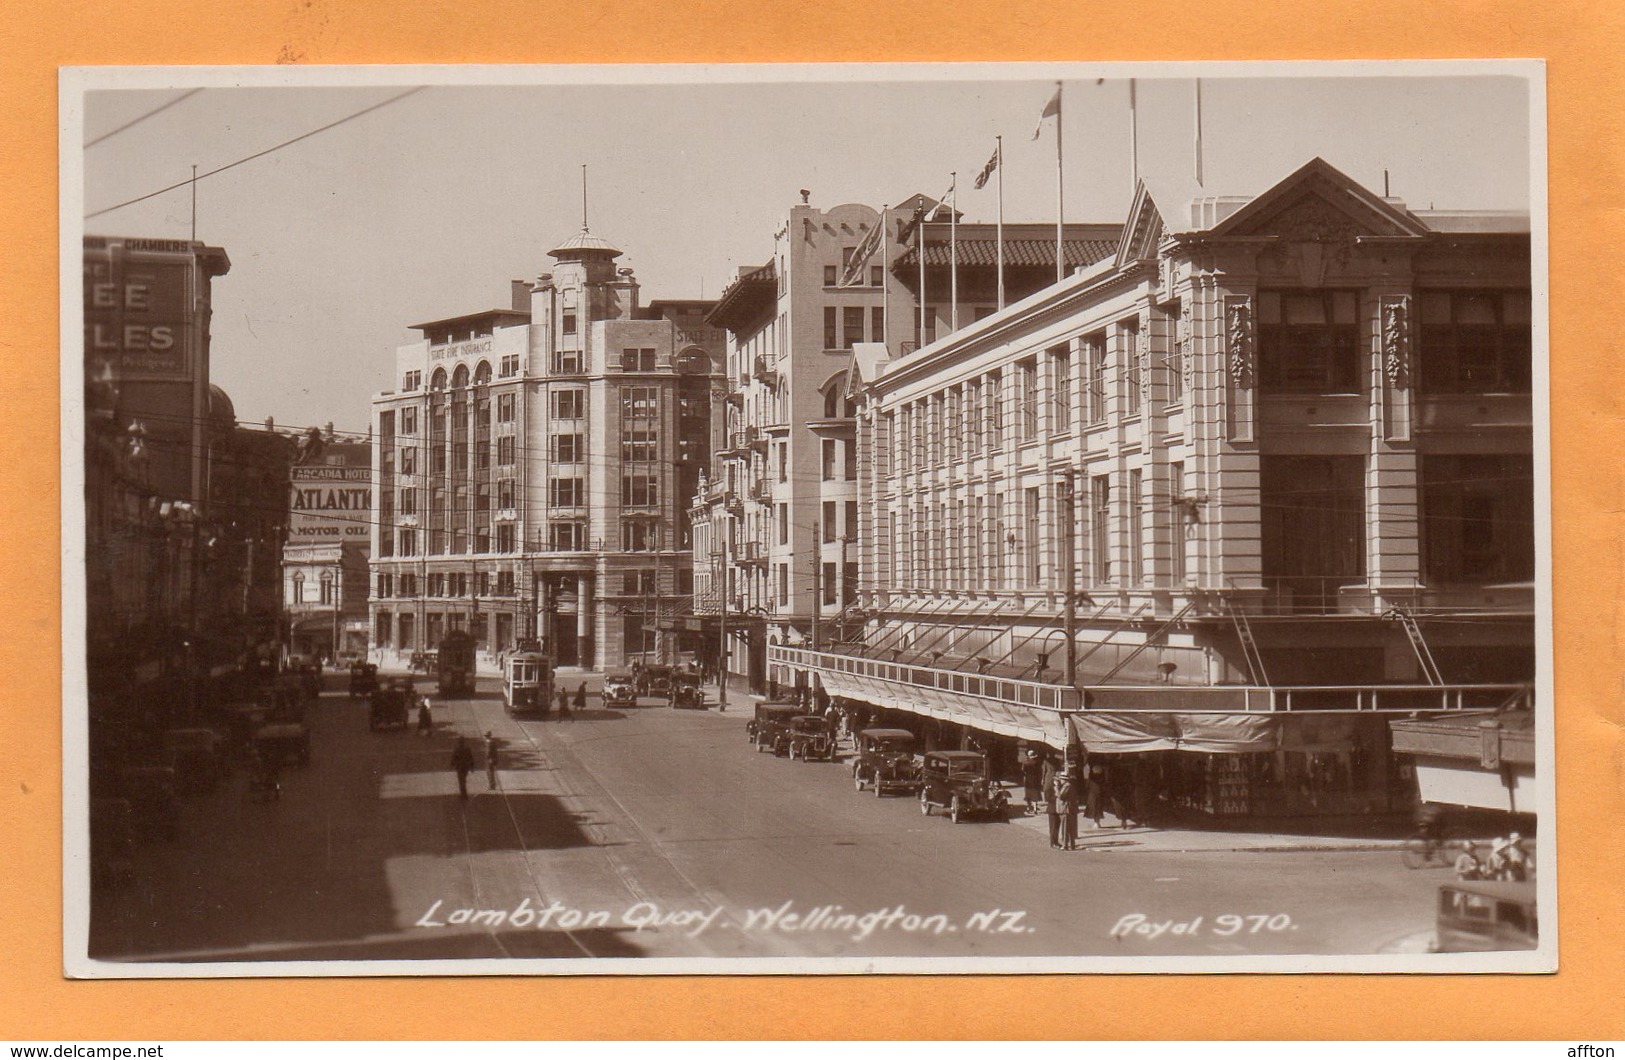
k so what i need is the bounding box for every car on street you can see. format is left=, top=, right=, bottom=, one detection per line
left=748, top=702, right=802, bottom=755
left=918, top=749, right=1010, bottom=823
left=787, top=715, right=836, bottom=760
left=1432, top=879, right=1538, bottom=952
left=602, top=672, right=638, bottom=709
left=669, top=670, right=706, bottom=710
left=348, top=662, right=379, bottom=698
left=634, top=662, right=674, bottom=698
left=852, top=728, right=921, bottom=796
left=255, top=721, right=311, bottom=768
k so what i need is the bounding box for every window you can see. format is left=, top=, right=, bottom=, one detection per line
left=496, top=570, right=515, bottom=594
left=1259, top=290, right=1362, bottom=393
left=823, top=502, right=837, bottom=542
left=1121, top=319, right=1143, bottom=415
left=551, top=349, right=583, bottom=374
left=497, top=436, right=516, bottom=466
left=824, top=385, right=841, bottom=419
left=1091, top=475, right=1112, bottom=584
left=497, top=479, right=515, bottom=508
left=495, top=524, right=515, bottom=552
left=870, top=265, right=885, bottom=289
left=844, top=439, right=856, bottom=481
left=624, top=571, right=655, bottom=595
left=777, top=564, right=789, bottom=605
left=398, top=528, right=416, bottom=557
left=473, top=361, right=492, bottom=386
left=621, top=347, right=657, bottom=371
left=497, top=393, right=515, bottom=422
left=402, top=371, right=422, bottom=392
left=377, top=573, right=393, bottom=599
left=549, top=477, right=585, bottom=507
left=401, top=407, right=418, bottom=434
left=823, top=307, right=838, bottom=349
left=824, top=265, right=838, bottom=286
left=1419, top=291, right=1532, bottom=394
left=552, top=389, right=585, bottom=419
left=499, top=354, right=520, bottom=377
left=1169, top=462, right=1187, bottom=584
left=822, top=563, right=838, bottom=606
left=622, top=430, right=657, bottom=463
left=1165, top=328, right=1185, bottom=404
left=549, top=521, right=585, bottom=551
left=778, top=503, right=789, bottom=545
left=1018, top=358, right=1039, bottom=442
left=621, top=520, right=656, bottom=551
left=552, top=433, right=583, bottom=464
left=945, top=389, right=961, bottom=463
left=290, top=572, right=305, bottom=604
left=427, top=573, right=445, bottom=597
left=986, top=371, right=1003, bottom=445
left=822, top=439, right=837, bottom=481
left=777, top=443, right=787, bottom=482
left=1085, top=335, right=1107, bottom=424
left=1023, top=487, right=1042, bottom=586
left=430, top=367, right=448, bottom=390
left=845, top=500, right=858, bottom=540
left=1126, top=469, right=1144, bottom=584
left=400, top=446, right=417, bottom=475
left=1050, top=343, right=1072, bottom=433
left=1260, top=456, right=1366, bottom=612
left=843, top=307, right=864, bottom=349
left=400, top=487, right=417, bottom=516
left=1421, top=454, right=1534, bottom=584
left=622, top=475, right=659, bottom=507
left=965, top=380, right=981, bottom=455
left=562, top=311, right=577, bottom=335
left=622, top=387, right=658, bottom=420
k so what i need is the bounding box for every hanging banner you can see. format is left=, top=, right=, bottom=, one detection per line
left=288, top=466, right=373, bottom=543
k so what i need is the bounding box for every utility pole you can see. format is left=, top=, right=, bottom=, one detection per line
left=811, top=518, right=822, bottom=652
left=1059, top=469, right=1078, bottom=687
left=715, top=546, right=728, bottom=711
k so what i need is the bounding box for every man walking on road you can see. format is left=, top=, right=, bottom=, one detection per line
left=556, top=687, right=572, bottom=721
left=451, top=737, right=474, bottom=801
left=484, top=731, right=499, bottom=790
left=574, top=683, right=588, bottom=715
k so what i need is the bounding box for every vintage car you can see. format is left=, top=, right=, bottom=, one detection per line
left=787, top=715, right=836, bottom=760
left=602, top=672, right=638, bottom=709
left=1432, top=880, right=1538, bottom=952
left=669, top=671, right=706, bottom=710
left=348, top=662, right=379, bottom=699
left=634, top=663, right=675, bottom=698
left=162, top=727, right=226, bottom=794
left=918, top=749, right=1010, bottom=823
left=852, top=728, right=921, bottom=796
left=255, top=721, right=311, bottom=769
left=369, top=679, right=412, bottom=730
left=748, top=702, right=803, bottom=754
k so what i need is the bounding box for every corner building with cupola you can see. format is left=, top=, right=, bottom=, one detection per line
left=368, top=228, right=724, bottom=672
left=772, top=159, right=1537, bottom=819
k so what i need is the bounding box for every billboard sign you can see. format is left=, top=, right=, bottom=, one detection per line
left=83, top=237, right=198, bottom=381
left=289, top=466, right=373, bottom=544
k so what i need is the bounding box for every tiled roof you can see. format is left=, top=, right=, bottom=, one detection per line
left=894, top=239, right=1118, bottom=268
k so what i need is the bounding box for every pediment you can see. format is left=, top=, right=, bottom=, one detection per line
left=1113, top=180, right=1170, bottom=269
left=1211, top=157, right=1429, bottom=241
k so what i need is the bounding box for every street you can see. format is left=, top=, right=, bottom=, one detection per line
left=88, top=674, right=1449, bottom=964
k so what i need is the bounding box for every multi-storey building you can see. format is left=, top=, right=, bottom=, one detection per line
left=284, top=435, right=373, bottom=662
left=369, top=228, right=722, bottom=671
left=693, top=193, right=1118, bottom=690
left=772, top=159, right=1536, bottom=818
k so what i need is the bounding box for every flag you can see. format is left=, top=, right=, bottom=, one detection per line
left=973, top=143, right=1000, bottom=190
left=1030, top=84, right=1061, bottom=140
left=839, top=214, right=886, bottom=287
left=897, top=199, right=927, bottom=244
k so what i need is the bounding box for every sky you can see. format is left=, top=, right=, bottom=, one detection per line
left=74, top=65, right=1535, bottom=435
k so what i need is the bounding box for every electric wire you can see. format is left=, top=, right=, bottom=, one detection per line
left=84, top=89, right=204, bottom=149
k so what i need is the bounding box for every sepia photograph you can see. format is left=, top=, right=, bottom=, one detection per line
left=63, top=61, right=1551, bottom=976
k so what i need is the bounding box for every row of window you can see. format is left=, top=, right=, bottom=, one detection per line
left=401, top=357, right=525, bottom=393
left=381, top=513, right=678, bottom=560
left=822, top=305, right=887, bottom=351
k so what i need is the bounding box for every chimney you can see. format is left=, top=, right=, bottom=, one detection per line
left=511, top=279, right=531, bottom=312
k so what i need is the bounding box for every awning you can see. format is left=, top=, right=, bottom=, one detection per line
left=1068, top=713, right=1282, bottom=754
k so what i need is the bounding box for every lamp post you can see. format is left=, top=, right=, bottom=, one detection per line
left=1057, top=469, right=1078, bottom=687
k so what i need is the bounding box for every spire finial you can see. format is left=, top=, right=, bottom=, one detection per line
left=581, top=163, right=589, bottom=232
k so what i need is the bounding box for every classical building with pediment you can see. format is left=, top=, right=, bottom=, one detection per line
left=772, top=158, right=1536, bottom=818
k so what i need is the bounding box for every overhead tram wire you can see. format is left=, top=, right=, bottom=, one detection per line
left=84, top=89, right=204, bottom=149
left=84, top=86, right=429, bottom=220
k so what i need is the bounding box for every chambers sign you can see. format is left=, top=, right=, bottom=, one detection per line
left=289, top=466, right=373, bottom=544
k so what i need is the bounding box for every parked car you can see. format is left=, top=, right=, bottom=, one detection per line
left=918, top=749, right=1009, bottom=823
left=748, top=702, right=802, bottom=754
left=254, top=722, right=311, bottom=769
left=162, top=727, right=226, bottom=794
left=669, top=670, right=706, bottom=710
left=852, top=728, right=921, bottom=796
left=1433, top=880, right=1538, bottom=952
left=634, top=663, right=675, bottom=698
left=787, top=715, right=836, bottom=760
left=348, top=662, right=379, bottom=699
left=602, top=673, right=638, bottom=709
left=369, top=681, right=411, bottom=730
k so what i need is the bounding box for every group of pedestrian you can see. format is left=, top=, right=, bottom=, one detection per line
left=1027, top=748, right=1144, bottom=852
left=449, top=730, right=505, bottom=800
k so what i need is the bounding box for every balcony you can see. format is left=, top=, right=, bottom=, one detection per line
left=739, top=540, right=767, bottom=567
left=752, top=354, right=781, bottom=387
left=746, top=425, right=768, bottom=453
left=748, top=479, right=773, bottom=503
left=725, top=391, right=745, bottom=410
left=723, top=492, right=744, bottom=515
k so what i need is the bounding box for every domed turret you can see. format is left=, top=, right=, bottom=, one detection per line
left=548, top=227, right=623, bottom=262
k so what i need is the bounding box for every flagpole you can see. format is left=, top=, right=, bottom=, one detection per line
left=996, top=136, right=1006, bottom=311
left=1055, top=81, right=1065, bottom=287
left=1194, top=78, right=1204, bottom=186
left=949, top=172, right=958, bottom=334
left=1130, top=79, right=1140, bottom=192
left=879, top=204, right=889, bottom=348
left=917, top=202, right=926, bottom=350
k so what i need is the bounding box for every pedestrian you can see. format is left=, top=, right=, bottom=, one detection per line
left=1021, top=746, right=1044, bottom=816
left=1085, top=761, right=1104, bottom=828
left=1059, top=762, right=1081, bottom=850
left=556, top=686, right=572, bottom=721
left=1040, top=753, right=1057, bottom=822
left=484, top=731, right=499, bottom=790
left=451, top=737, right=474, bottom=801
left=574, top=682, right=588, bottom=714
left=416, top=696, right=432, bottom=736
left=1045, top=756, right=1064, bottom=849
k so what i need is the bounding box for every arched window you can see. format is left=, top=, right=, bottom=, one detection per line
left=320, top=570, right=335, bottom=606
left=451, top=363, right=470, bottom=389
left=430, top=367, right=448, bottom=390
left=821, top=372, right=850, bottom=419
left=473, top=360, right=492, bottom=386
left=291, top=572, right=305, bottom=604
